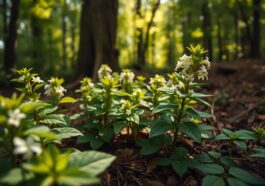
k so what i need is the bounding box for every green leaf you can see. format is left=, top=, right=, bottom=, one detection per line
left=233, top=141, right=247, bottom=150
left=185, top=107, right=212, bottom=119
left=172, top=161, right=188, bottom=177
left=227, top=178, right=248, bottom=186
left=59, top=97, right=76, bottom=104
left=179, top=122, right=201, bottom=142
left=52, top=127, right=83, bottom=140
left=193, top=163, right=224, bottom=174
left=69, top=151, right=115, bottom=176
left=202, top=175, right=225, bottom=186
left=149, top=119, right=172, bottom=138
left=229, top=167, right=265, bottom=185
left=215, top=134, right=230, bottom=140
left=137, top=138, right=161, bottom=155
left=40, top=114, right=68, bottom=126
left=113, top=122, right=127, bottom=134
left=24, top=126, right=57, bottom=140
left=58, top=169, right=99, bottom=186
left=0, top=168, right=33, bottom=185
left=19, top=101, right=49, bottom=114
left=192, top=97, right=211, bottom=107
left=153, top=103, right=178, bottom=113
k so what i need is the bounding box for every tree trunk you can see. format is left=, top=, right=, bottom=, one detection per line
left=4, top=0, right=20, bottom=73
left=76, top=0, right=120, bottom=80
left=251, top=0, right=260, bottom=58
left=62, top=0, right=67, bottom=69
left=202, top=0, right=212, bottom=60
left=234, top=12, right=239, bottom=59
left=2, top=0, right=7, bottom=41
left=237, top=0, right=253, bottom=57
left=217, top=19, right=223, bottom=61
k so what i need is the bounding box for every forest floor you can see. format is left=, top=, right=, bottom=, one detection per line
left=99, top=60, right=265, bottom=186
left=1, top=60, right=265, bottom=185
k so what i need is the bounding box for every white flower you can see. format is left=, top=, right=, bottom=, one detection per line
left=185, top=74, right=194, bottom=82
left=200, top=57, right=211, bottom=69
left=13, top=137, right=42, bottom=159
left=126, top=109, right=132, bottom=115
left=32, top=76, right=44, bottom=83
left=7, top=109, right=26, bottom=127
left=120, top=70, right=135, bottom=84
left=55, top=86, right=67, bottom=98
left=98, top=65, right=112, bottom=79
left=44, top=84, right=52, bottom=96
left=197, top=65, right=208, bottom=80
left=175, top=54, right=192, bottom=72
left=18, top=75, right=25, bottom=82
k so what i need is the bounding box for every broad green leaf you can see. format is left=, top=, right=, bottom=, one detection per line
left=52, top=127, right=83, bottom=140
left=153, top=103, right=178, bottom=113
left=59, top=169, right=99, bottom=186
left=179, top=122, right=201, bottom=142
left=0, top=168, right=33, bottom=185
left=113, top=121, right=127, bottom=134
left=233, top=141, right=247, bottom=150
left=19, top=101, right=50, bottom=113
left=229, top=167, right=265, bottom=185
left=185, top=107, right=212, bottom=119
left=227, top=178, right=248, bottom=186
left=193, top=163, right=224, bottom=174
left=59, top=97, right=76, bottom=104
left=149, top=119, right=172, bottom=138
left=69, top=151, right=115, bottom=176
left=172, top=161, right=188, bottom=177
left=202, top=175, right=225, bottom=186
left=24, top=126, right=57, bottom=140
left=40, top=114, right=68, bottom=126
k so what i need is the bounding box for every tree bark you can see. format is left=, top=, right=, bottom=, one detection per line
left=62, top=0, right=67, bottom=69
left=4, top=0, right=20, bottom=73
left=76, top=0, right=120, bottom=80
left=135, top=0, right=160, bottom=67
left=217, top=18, right=223, bottom=61
left=251, top=0, right=260, bottom=58
left=202, top=0, right=213, bottom=60
left=2, top=0, right=7, bottom=41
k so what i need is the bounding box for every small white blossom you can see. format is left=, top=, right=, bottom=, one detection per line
left=32, top=76, right=44, bottom=83
left=200, top=57, right=211, bottom=69
left=13, top=137, right=42, bottom=159
left=197, top=65, right=208, bottom=80
left=18, top=75, right=25, bottom=82
left=98, top=65, right=112, bottom=79
left=55, top=86, right=67, bottom=98
left=44, top=84, right=52, bottom=96
left=175, top=54, right=192, bottom=73
left=120, top=70, right=135, bottom=84
left=7, top=109, right=26, bottom=127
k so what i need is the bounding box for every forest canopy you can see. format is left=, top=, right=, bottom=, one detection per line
left=0, top=0, right=264, bottom=80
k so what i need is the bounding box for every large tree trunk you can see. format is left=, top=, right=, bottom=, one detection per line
left=135, top=0, right=160, bottom=68
left=76, top=0, right=120, bottom=80
left=202, top=0, right=212, bottom=60
left=62, top=0, right=67, bottom=69
left=217, top=18, right=223, bottom=61
left=4, top=0, right=20, bottom=73
left=251, top=0, right=261, bottom=58
left=2, top=0, right=7, bottom=41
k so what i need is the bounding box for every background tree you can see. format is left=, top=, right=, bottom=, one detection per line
left=75, top=0, right=120, bottom=79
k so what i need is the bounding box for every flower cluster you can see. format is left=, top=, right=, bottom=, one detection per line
left=119, top=69, right=135, bottom=84
left=44, top=77, right=66, bottom=98
left=175, top=45, right=211, bottom=82
left=7, top=109, right=26, bottom=127
left=149, top=75, right=166, bottom=90
left=120, top=99, right=133, bottom=115
left=76, top=77, right=94, bottom=102
left=13, top=136, right=42, bottom=159
left=98, top=64, right=112, bottom=79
